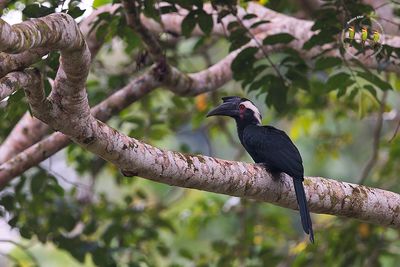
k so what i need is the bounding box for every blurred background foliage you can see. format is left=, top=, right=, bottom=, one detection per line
left=1, top=0, right=400, bottom=266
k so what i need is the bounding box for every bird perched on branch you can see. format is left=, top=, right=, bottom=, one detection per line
left=207, top=96, right=314, bottom=243
left=361, top=27, right=368, bottom=47
left=372, top=29, right=380, bottom=44
left=371, top=29, right=381, bottom=49
left=347, top=25, right=355, bottom=41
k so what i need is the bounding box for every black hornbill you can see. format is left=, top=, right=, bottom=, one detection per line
left=207, top=96, right=314, bottom=243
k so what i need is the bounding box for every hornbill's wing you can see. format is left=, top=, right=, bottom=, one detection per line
left=242, top=125, right=304, bottom=179
left=242, top=125, right=314, bottom=242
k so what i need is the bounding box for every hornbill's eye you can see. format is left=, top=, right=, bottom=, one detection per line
left=239, top=104, right=246, bottom=111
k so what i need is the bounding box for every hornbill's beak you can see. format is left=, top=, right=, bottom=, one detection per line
left=206, top=101, right=238, bottom=118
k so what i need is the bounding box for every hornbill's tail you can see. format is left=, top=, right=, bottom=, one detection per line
left=293, top=178, right=314, bottom=243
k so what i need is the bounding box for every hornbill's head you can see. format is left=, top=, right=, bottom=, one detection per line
left=206, top=96, right=262, bottom=125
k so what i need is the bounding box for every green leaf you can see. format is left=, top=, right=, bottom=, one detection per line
left=144, top=0, right=160, bottom=21
left=3, top=89, right=28, bottom=121
left=67, top=6, right=85, bottom=19
left=250, top=20, right=270, bottom=29
left=149, top=127, right=169, bottom=140
left=303, top=31, right=335, bottom=50
left=157, top=243, right=170, bottom=256
left=30, top=175, right=47, bottom=194
left=93, top=0, right=112, bottom=8
left=179, top=248, right=193, bottom=260
left=264, top=75, right=288, bottom=112
left=363, top=85, right=377, bottom=100
left=122, top=26, right=141, bottom=53
left=197, top=10, right=213, bottom=35
left=356, top=71, right=392, bottom=91
left=231, top=47, right=258, bottom=80
left=315, top=57, right=342, bottom=70
left=263, top=33, right=295, bottom=45
left=0, top=195, right=14, bottom=210
left=247, top=74, right=269, bottom=92
left=286, top=67, right=309, bottom=90
left=181, top=11, right=197, bottom=37
left=227, top=21, right=240, bottom=31
left=326, top=72, right=353, bottom=91
left=23, top=4, right=53, bottom=18
left=229, top=28, right=250, bottom=51
left=95, top=23, right=109, bottom=41
left=160, top=5, right=178, bottom=14
left=136, top=189, right=147, bottom=199
left=243, top=13, right=257, bottom=20
left=212, top=240, right=228, bottom=253
left=15, top=175, right=27, bottom=195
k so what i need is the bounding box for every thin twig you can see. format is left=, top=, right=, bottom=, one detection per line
left=378, top=17, right=400, bottom=27
left=358, top=91, right=387, bottom=184
left=389, top=115, right=400, bottom=142
left=121, top=0, right=165, bottom=62
left=373, top=2, right=391, bottom=10
left=234, top=14, right=288, bottom=85
left=342, top=58, right=366, bottom=117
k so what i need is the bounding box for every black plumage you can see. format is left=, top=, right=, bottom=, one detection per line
left=207, top=96, right=314, bottom=243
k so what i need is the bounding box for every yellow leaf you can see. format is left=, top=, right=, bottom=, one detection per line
left=290, top=241, right=308, bottom=255
left=253, top=235, right=263, bottom=245
left=358, top=223, right=370, bottom=238
left=195, top=94, right=207, bottom=112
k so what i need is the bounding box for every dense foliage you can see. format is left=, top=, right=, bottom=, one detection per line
left=0, top=0, right=400, bottom=266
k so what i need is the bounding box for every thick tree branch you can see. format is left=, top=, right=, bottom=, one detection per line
left=0, top=68, right=159, bottom=186
left=0, top=4, right=164, bottom=163
left=0, top=71, right=36, bottom=101
left=0, top=12, right=99, bottom=164
left=0, top=48, right=239, bottom=183
left=0, top=7, right=250, bottom=174
left=0, top=48, right=48, bottom=78
left=165, top=49, right=238, bottom=96
left=9, top=66, right=400, bottom=230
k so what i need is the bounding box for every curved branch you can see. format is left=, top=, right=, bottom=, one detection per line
left=164, top=49, right=238, bottom=96
left=0, top=8, right=255, bottom=175
left=0, top=71, right=35, bottom=101
left=0, top=50, right=239, bottom=184
left=0, top=67, right=159, bottom=186
left=0, top=48, right=48, bottom=78
left=0, top=13, right=91, bottom=164
left=9, top=69, right=400, bottom=230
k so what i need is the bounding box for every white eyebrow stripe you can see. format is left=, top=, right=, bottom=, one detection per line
left=242, top=100, right=262, bottom=125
